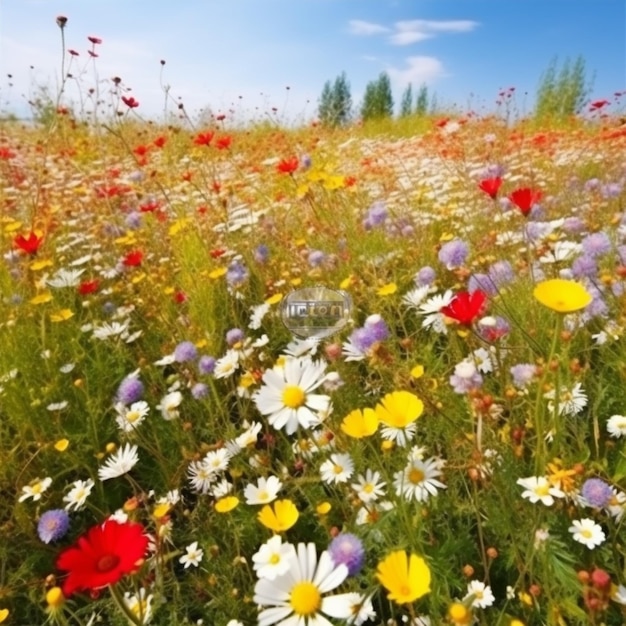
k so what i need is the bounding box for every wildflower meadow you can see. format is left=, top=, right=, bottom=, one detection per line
left=2, top=16, right=626, bottom=626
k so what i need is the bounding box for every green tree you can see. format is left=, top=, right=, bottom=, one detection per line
left=399, top=83, right=413, bottom=117
left=318, top=71, right=352, bottom=127
left=415, top=83, right=429, bottom=115
left=361, top=71, right=394, bottom=121
left=534, top=55, right=593, bottom=121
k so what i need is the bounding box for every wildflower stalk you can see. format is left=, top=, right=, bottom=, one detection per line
left=108, top=583, right=142, bottom=626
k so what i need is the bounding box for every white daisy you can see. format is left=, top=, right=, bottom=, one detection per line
left=244, top=475, right=283, bottom=505
left=607, top=414, right=626, bottom=438
left=393, top=456, right=446, bottom=502
left=351, top=469, right=386, bottom=503
left=123, top=588, right=153, bottom=625
left=320, top=452, right=355, bottom=485
left=544, top=383, right=587, bottom=416
left=355, top=500, right=394, bottom=525
left=97, top=443, right=139, bottom=481
left=229, top=420, right=263, bottom=453
left=419, top=290, right=454, bottom=334
left=249, top=302, right=271, bottom=330
left=114, top=400, right=150, bottom=432
left=187, top=459, right=216, bottom=494
left=568, top=518, right=606, bottom=549
left=18, top=476, right=52, bottom=502
left=203, top=448, right=232, bottom=473
left=63, top=478, right=95, bottom=511
left=209, top=478, right=233, bottom=499
left=179, top=541, right=204, bottom=568
left=516, top=476, right=565, bottom=506
left=607, top=487, right=626, bottom=522
left=283, top=337, right=319, bottom=358
left=156, top=391, right=183, bottom=420
left=213, top=349, right=241, bottom=379
left=401, top=285, right=430, bottom=309
left=463, top=580, right=495, bottom=608
left=253, top=542, right=355, bottom=626
left=46, top=268, right=85, bottom=288
left=253, top=357, right=331, bottom=435
left=92, top=319, right=131, bottom=340
left=252, top=535, right=294, bottom=580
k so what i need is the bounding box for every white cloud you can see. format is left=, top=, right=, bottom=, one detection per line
left=348, top=19, right=390, bottom=35
left=387, top=56, right=447, bottom=87
left=390, top=19, right=479, bottom=46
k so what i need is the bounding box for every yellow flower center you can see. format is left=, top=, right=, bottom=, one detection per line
left=333, top=464, right=344, bottom=474
left=290, top=581, right=321, bottom=616
left=258, top=490, right=269, bottom=502
left=282, top=385, right=306, bottom=409
left=269, top=553, right=280, bottom=565
left=408, top=468, right=425, bottom=484
left=127, top=410, right=141, bottom=423
left=32, top=483, right=42, bottom=494
left=363, top=484, right=374, bottom=493
left=535, top=484, right=550, bottom=496
left=581, top=529, right=593, bottom=538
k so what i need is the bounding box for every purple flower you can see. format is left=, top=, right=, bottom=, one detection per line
left=561, top=217, right=586, bottom=234
left=414, top=266, right=436, bottom=287
left=38, top=509, right=70, bottom=544
left=510, top=363, right=537, bottom=388
left=483, top=163, right=506, bottom=178
left=115, top=374, right=144, bottom=405
left=581, top=232, right=611, bottom=257
left=581, top=478, right=613, bottom=508
left=477, top=315, right=510, bottom=342
left=450, top=360, right=483, bottom=394
left=125, top=211, right=142, bottom=230
left=174, top=340, right=198, bottom=363
left=363, top=314, right=389, bottom=342
left=584, top=178, right=601, bottom=192
left=254, top=244, right=269, bottom=264
left=226, top=328, right=245, bottom=346
left=300, top=154, right=312, bottom=170
left=617, top=244, right=626, bottom=266
left=601, top=182, right=622, bottom=199
left=488, top=260, right=514, bottom=286
left=328, top=533, right=365, bottom=576
left=363, top=201, right=387, bottom=230
left=468, top=273, right=498, bottom=297
left=308, top=250, right=326, bottom=267
left=571, top=255, right=598, bottom=279
left=198, top=355, right=216, bottom=375
left=191, top=383, right=209, bottom=399
left=438, top=239, right=469, bottom=270
left=226, top=260, right=249, bottom=288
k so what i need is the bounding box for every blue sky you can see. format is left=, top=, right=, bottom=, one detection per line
left=1, top=0, right=624, bottom=124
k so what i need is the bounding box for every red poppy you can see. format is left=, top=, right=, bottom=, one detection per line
left=133, top=145, right=149, bottom=157
left=68, top=49, right=79, bottom=56
left=78, top=278, right=100, bottom=295
left=508, top=187, right=542, bottom=216
left=193, top=131, right=214, bottom=146
left=0, top=147, right=16, bottom=160
left=87, top=50, right=99, bottom=58
left=56, top=519, right=148, bottom=596
left=173, top=289, right=187, bottom=303
left=153, top=136, right=167, bottom=149
left=14, top=231, right=43, bottom=255
left=121, top=96, right=139, bottom=109
left=478, top=177, right=502, bottom=200
left=123, top=250, right=143, bottom=267
left=215, top=135, right=232, bottom=150
left=87, top=36, right=102, bottom=45
left=440, top=290, right=487, bottom=325
left=215, top=114, right=226, bottom=121
left=589, top=100, right=610, bottom=111
left=276, top=156, right=298, bottom=174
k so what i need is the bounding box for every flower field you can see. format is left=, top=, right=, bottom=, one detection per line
left=1, top=85, right=626, bottom=626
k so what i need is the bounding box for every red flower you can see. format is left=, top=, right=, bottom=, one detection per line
left=68, top=49, right=79, bottom=56
left=121, top=96, right=139, bottom=109
left=173, top=289, right=187, bottom=303
left=508, top=187, right=542, bottom=216
left=589, top=99, right=610, bottom=111
left=440, top=290, right=487, bottom=325
left=153, top=136, right=167, bottom=149
left=0, top=147, right=16, bottom=160
left=478, top=177, right=502, bottom=200
left=87, top=50, right=99, bottom=58
left=215, top=135, right=232, bottom=150
left=78, top=278, right=100, bottom=295
left=14, top=231, right=43, bottom=255
left=87, top=36, right=102, bottom=45
left=276, top=156, right=298, bottom=174
left=56, top=519, right=148, bottom=597
left=193, top=131, right=214, bottom=146
left=123, top=250, right=143, bottom=267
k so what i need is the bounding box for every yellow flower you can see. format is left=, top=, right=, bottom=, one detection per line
left=410, top=364, right=425, bottom=379
left=215, top=496, right=239, bottom=513
left=30, top=292, right=53, bottom=305
left=30, top=259, right=53, bottom=271
left=0, top=608, right=8, bottom=623
left=533, top=279, right=592, bottom=313
left=448, top=602, right=472, bottom=625
left=50, top=308, right=74, bottom=322
left=46, top=586, right=65, bottom=609
left=340, top=408, right=379, bottom=438
left=377, top=282, right=397, bottom=296
left=54, top=438, right=69, bottom=452
left=316, top=502, right=331, bottom=515
left=257, top=499, right=299, bottom=532
left=209, top=267, right=227, bottom=279
left=153, top=503, right=171, bottom=519
left=375, top=391, right=424, bottom=429
left=265, top=293, right=283, bottom=305
left=376, top=550, right=431, bottom=604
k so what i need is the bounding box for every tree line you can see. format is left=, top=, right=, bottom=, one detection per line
left=317, top=55, right=593, bottom=127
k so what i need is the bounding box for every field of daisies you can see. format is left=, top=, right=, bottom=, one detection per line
left=2, top=63, right=626, bottom=626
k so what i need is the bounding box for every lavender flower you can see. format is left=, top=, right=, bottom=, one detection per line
left=414, top=266, right=436, bottom=287
left=226, top=328, right=245, bottom=347
left=191, top=383, right=209, bottom=399
left=328, top=533, right=365, bottom=576
left=37, top=509, right=70, bottom=544
left=125, top=211, right=142, bottom=230
left=174, top=341, right=198, bottom=363
left=561, top=217, right=586, bottom=234
left=571, top=255, right=598, bottom=279
left=226, top=260, right=249, bottom=288
left=363, top=201, right=387, bottom=230
left=510, top=363, right=537, bottom=388
left=116, top=374, right=144, bottom=405
left=488, top=260, right=514, bottom=287
left=600, top=182, right=622, bottom=199
left=438, top=239, right=469, bottom=270
left=254, top=244, right=269, bottom=264
left=307, top=250, right=326, bottom=267
left=581, top=232, right=611, bottom=257
left=468, top=273, right=498, bottom=297
left=450, top=359, right=483, bottom=394
left=198, top=355, right=216, bottom=375
left=581, top=478, right=613, bottom=508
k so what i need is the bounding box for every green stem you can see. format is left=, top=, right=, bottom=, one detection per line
left=108, top=584, right=142, bottom=626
